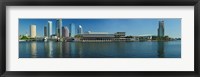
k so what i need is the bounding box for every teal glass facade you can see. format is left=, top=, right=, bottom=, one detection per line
left=70, top=23, right=76, bottom=37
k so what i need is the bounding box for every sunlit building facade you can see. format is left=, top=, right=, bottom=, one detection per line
left=48, top=21, right=52, bottom=37
left=30, top=24, right=36, bottom=38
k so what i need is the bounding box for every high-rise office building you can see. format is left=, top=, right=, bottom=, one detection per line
left=30, top=24, right=36, bottom=38
left=62, top=26, right=69, bottom=38
left=44, top=26, right=47, bottom=37
left=70, top=23, right=76, bottom=37
left=48, top=21, right=52, bottom=37
left=78, top=25, right=83, bottom=34
left=157, top=20, right=165, bottom=37
left=56, top=19, right=62, bottom=37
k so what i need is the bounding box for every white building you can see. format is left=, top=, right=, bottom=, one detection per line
left=78, top=25, right=83, bottom=34
left=48, top=21, right=52, bottom=37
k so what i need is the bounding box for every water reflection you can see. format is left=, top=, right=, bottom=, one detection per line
left=47, top=41, right=53, bottom=58
left=44, top=41, right=69, bottom=58
left=25, top=41, right=29, bottom=53
left=157, top=42, right=165, bottom=58
left=77, top=43, right=83, bottom=58
left=56, top=42, right=62, bottom=57
left=30, top=42, right=37, bottom=58
left=70, top=43, right=77, bottom=58
left=63, top=42, right=70, bottom=58
left=20, top=41, right=181, bottom=58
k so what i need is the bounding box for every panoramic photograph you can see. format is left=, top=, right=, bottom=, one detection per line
left=19, top=18, right=181, bottom=58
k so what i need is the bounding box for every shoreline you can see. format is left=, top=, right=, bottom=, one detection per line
left=19, top=40, right=181, bottom=42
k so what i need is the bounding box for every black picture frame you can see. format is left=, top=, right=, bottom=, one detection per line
left=0, top=0, right=200, bottom=77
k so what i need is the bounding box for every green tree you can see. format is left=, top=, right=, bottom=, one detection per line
left=75, top=35, right=83, bottom=38
left=20, top=36, right=29, bottom=40
left=125, top=36, right=133, bottom=38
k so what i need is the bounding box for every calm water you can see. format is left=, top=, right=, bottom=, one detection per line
left=19, top=41, right=181, bottom=58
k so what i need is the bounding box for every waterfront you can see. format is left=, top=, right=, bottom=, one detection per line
left=19, top=40, right=181, bottom=58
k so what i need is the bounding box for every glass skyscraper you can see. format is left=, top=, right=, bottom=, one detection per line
left=157, top=20, right=164, bottom=37
left=56, top=19, right=62, bottom=38
left=78, top=25, right=83, bottom=34
left=44, top=26, right=47, bottom=37
left=70, top=23, right=76, bottom=37
left=48, top=21, right=52, bottom=37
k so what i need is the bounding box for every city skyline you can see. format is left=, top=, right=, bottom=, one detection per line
left=19, top=19, right=181, bottom=38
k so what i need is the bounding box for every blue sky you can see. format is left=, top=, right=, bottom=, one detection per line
left=19, top=18, right=181, bottom=38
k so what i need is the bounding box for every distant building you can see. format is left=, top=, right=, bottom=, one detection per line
left=158, top=21, right=164, bottom=37
left=81, top=34, right=115, bottom=40
left=25, top=31, right=28, bottom=37
left=86, top=31, right=108, bottom=34
left=70, top=23, right=76, bottom=37
left=62, top=26, right=69, bottom=38
left=79, top=31, right=114, bottom=41
left=114, top=32, right=126, bottom=37
left=48, top=21, right=52, bottom=37
left=30, top=24, right=36, bottom=38
left=77, top=25, right=83, bottom=34
left=44, top=26, right=47, bottom=37
left=151, top=36, right=158, bottom=40
left=51, top=34, right=58, bottom=39
left=56, top=19, right=62, bottom=37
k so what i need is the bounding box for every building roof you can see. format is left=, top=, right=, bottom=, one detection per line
left=85, top=31, right=109, bottom=34
left=81, top=34, right=115, bottom=38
